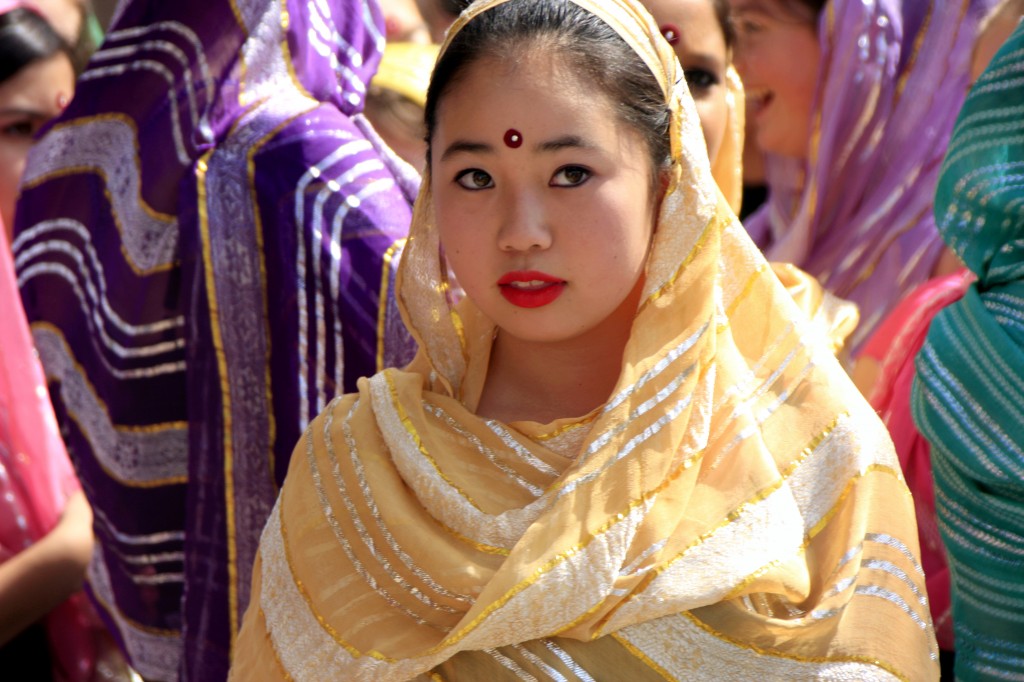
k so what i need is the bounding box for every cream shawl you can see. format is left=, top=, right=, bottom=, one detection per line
left=231, top=1, right=935, bottom=679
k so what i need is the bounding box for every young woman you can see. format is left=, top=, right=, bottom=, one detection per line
left=729, top=0, right=994, bottom=354
left=232, top=0, right=935, bottom=678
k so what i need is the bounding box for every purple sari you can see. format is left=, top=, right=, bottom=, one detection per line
left=745, top=0, right=995, bottom=354
left=12, top=0, right=417, bottom=678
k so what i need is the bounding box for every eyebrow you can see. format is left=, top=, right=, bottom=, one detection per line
left=439, top=134, right=594, bottom=162
left=0, top=108, right=46, bottom=120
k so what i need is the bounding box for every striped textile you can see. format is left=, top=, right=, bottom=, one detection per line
left=912, top=20, right=1024, bottom=682
left=746, top=0, right=997, bottom=354
left=231, top=0, right=937, bottom=679
left=12, top=0, right=417, bottom=679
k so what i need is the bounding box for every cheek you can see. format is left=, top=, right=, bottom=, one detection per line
left=695, top=98, right=728, bottom=163
left=0, top=143, right=27, bottom=223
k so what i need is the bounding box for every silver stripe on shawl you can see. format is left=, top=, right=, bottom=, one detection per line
left=484, top=649, right=540, bottom=681
left=368, top=372, right=553, bottom=549
left=32, top=328, right=189, bottom=483
left=22, top=118, right=180, bottom=272
left=294, top=138, right=371, bottom=425
left=600, top=409, right=906, bottom=633
left=88, top=550, right=183, bottom=681
left=80, top=61, right=192, bottom=165
left=17, top=259, right=183, bottom=362
left=337, top=399, right=473, bottom=606
left=318, top=399, right=467, bottom=616
left=482, top=420, right=561, bottom=478
left=512, top=644, right=568, bottom=681
left=541, top=640, right=597, bottom=682
left=426, top=404, right=545, bottom=498
left=90, top=503, right=186, bottom=545
left=14, top=219, right=186, bottom=336
left=88, top=34, right=211, bottom=143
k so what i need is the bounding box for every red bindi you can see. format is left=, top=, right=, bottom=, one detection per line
left=503, top=129, right=523, bottom=148
left=659, top=23, right=681, bottom=46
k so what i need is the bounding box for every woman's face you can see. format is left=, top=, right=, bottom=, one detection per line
left=643, top=0, right=730, bottom=165
left=728, top=0, right=820, bottom=160
left=431, top=51, right=659, bottom=347
left=0, top=52, right=74, bottom=238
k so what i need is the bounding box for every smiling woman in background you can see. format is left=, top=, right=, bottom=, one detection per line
left=730, top=0, right=995, bottom=356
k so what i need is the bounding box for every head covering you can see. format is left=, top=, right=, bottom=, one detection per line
left=912, top=20, right=1024, bottom=679
left=371, top=42, right=441, bottom=108
left=746, top=0, right=996, bottom=354
left=12, top=0, right=417, bottom=678
left=232, top=0, right=935, bottom=678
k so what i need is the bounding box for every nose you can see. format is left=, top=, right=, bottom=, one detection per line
left=497, top=186, right=552, bottom=252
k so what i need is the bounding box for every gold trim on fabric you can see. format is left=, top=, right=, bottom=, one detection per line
left=724, top=463, right=907, bottom=603
left=280, top=0, right=313, bottom=101
left=428, top=513, right=511, bottom=556
left=32, top=322, right=187, bottom=433
left=30, top=322, right=189, bottom=489
left=261, top=604, right=297, bottom=682
left=724, top=262, right=769, bottom=318
left=197, top=150, right=241, bottom=649
left=377, top=238, right=406, bottom=372
left=894, top=2, right=936, bottom=99
left=531, top=414, right=598, bottom=442
left=24, top=114, right=176, bottom=220
left=244, top=118, right=292, bottom=491
left=595, top=413, right=845, bottom=632
left=425, top=436, right=716, bottom=655
left=384, top=372, right=486, bottom=512
left=640, top=206, right=720, bottom=311
left=681, top=611, right=909, bottom=681
left=805, top=463, right=904, bottom=539
left=277, top=500, right=396, bottom=662
left=609, top=632, right=677, bottom=681
left=88, top=576, right=182, bottom=636
left=62, top=407, right=187, bottom=488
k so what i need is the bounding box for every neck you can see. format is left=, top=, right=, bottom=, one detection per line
left=476, top=298, right=638, bottom=425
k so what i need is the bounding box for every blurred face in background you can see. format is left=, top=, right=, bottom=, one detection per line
left=642, top=0, right=730, bottom=164
left=729, top=0, right=820, bottom=160
left=0, top=50, right=74, bottom=237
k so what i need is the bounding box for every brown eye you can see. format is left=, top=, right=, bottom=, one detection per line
left=551, top=166, right=590, bottom=187
left=455, top=169, right=494, bottom=190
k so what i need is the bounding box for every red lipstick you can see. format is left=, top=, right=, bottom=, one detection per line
left=497, top=270, right=565, bottom=309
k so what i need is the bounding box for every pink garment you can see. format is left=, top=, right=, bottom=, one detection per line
left=866, top=269, right=972, bottom=652
left=0, top=221, right=97, bottom=680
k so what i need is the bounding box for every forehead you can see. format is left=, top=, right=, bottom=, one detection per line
left=643, top=0, right=727, bottom=56
left=0, top=53, right=74, bottom=110
left=436, top=49, right=618, bottom=126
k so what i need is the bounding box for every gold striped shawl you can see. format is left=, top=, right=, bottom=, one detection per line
left=231, top=0, right=935, bottom=679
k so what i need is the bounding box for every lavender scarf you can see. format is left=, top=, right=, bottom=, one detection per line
left=746, top=0, right=995, bottom=353
left=12, top=0, right=417, bottom=678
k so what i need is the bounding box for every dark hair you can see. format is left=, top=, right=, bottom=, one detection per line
left=440, top=0, right=472, bottom=16
left=0, top=7, right=70, bottom=84
left=782, top=0, right=827, bottom=22
left=424, top=0, right=672, bottom=177
left=711, top=0, right=737, bottom=50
